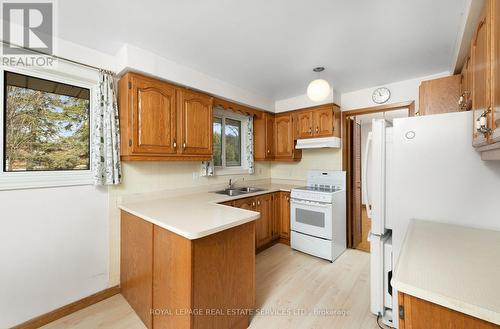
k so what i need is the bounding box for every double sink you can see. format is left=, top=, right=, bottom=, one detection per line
left=215, top=186, right=266, bottom=196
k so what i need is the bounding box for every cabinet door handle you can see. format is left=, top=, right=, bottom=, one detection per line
left=173, top=140, right=177, bottom=149
left=316, top=126, right=319, bottom=133
left=267, top=149, right=270, bottom=154
left=257, top=200, right=261, bottom=206
left=183, top=142, right=186, bottom=149
left=252, top=202, right=256, bottom=207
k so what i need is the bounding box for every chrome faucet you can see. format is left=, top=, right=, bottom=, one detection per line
left=228, top=178, right=238, bottom=189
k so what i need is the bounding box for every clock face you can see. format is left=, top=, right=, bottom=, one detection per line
left=372, top=87, right=391, bottom=104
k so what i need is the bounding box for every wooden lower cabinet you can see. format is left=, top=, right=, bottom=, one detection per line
left=255, top=194, right=273, bottom=249
left=228, top=191, right=291, bottom=252
left=398, top=292, right=500, bottom=329
left=121, top=211, right=255, bottom=329
left=279, top=192, right=291, bottom=244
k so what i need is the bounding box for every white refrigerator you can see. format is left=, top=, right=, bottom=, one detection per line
left=365, top=111, right=500, bottom=328
left=365, top=118, right=394, bottom=327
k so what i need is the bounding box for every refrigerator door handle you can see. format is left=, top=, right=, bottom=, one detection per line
left=363, top=132, right=373, bottom=219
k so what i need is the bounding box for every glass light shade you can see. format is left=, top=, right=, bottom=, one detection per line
left=307, top=79, right=331, bottom=102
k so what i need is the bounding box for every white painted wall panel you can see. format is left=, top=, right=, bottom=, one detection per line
left=0, top=185, right=108, bottom=328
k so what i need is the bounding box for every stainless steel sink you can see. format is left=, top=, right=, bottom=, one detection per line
left=215, top=189, right=243, bottom=196
left=215, top=187, right=266, bottom=196
left=238, top=187, right=265, bottom=193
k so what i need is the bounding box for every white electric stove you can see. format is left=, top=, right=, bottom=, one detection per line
left=290, top=170, right=346, bottom=262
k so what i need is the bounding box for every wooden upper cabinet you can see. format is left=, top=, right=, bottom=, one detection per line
left=295, top=104, right=339, bottom=139
left=491, top=0, right=500, bottom=144
left=119, top=73, right=177, bottom=157
left=274, top=113, right=301, bottom=161
left=254, top=112, right=275, bottom=161
left=274, top=113, right=293, bottom=157
left=119, top=72, right=213, bottom=160
left=178, top=89, right=213, bottom=155
left=472, top=5, right=491, bottom=147
left=297, top=111, right=314, bottom=138
left=266, top=114, right=275, bottom=158
left=418, top=75, right=461, bottom=116
left=313, top=106, right=334, bottom=137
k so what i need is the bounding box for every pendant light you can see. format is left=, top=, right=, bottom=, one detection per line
left=307, top=67, right=331, bottom=102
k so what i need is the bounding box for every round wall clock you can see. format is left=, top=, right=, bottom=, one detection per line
left=372, top=87, right=391, bottom=104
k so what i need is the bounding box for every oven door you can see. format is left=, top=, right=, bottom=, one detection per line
left=291, top=198, right=333, bottom=240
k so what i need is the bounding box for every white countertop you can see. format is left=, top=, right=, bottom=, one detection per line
left=118, top=183, right=299, bottom=240
left=393, top=219, right=500, bottom=325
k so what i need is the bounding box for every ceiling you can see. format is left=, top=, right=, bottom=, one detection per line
left=57, top=0, right=468, bottom=101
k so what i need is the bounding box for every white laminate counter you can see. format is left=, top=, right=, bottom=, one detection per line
left=393, top=219, right=500, bottom=325
left=118, top=183, right=298, bottom=240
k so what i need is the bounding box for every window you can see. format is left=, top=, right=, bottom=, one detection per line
left=4, top=71, right=90, bottom=172
left=213, top=108, right=249, bottom=175
left=0, top=67, right=95, bottom=190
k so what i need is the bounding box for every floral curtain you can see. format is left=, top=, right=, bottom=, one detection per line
left=92, top=70, right=121, bottom=185
left=246, top=114, right=255, bottom=174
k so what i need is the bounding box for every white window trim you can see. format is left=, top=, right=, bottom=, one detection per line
left=213, top=108, right=250, bottom=176
left=0, top=65, right=98, bottom=191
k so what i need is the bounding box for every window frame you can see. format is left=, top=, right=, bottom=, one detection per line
left=213, top=108, right=250, bottom=176
left=0, top=65, right=97, bottom=190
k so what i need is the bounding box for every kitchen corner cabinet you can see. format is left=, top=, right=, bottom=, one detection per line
left=418, top=75, right=461, bottom=116
left=234, top=195, right=272, bottom=250
left=274, top=113, right=302, bottom=161
left=398, top=292, right=499, bottom=329
left=254, top=112, right=275, bottom=160
left=119, top=72, right=213, bottom=161
left=295, top=104, right=340, bottom=139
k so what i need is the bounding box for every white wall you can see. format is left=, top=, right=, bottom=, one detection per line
left=116, top=44, right=275, bottom=111
left=0, top=185, right=108, bottom=328
left=270, top=149, right=342, bottom=180
left=340, top=72, right=450, bottom=112
left=274, top=88, right=341, bottom=112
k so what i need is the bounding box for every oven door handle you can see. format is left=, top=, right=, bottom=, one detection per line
left=291, top=199, right=332, bottom=208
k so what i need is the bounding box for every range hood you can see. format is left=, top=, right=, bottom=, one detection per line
left=295, top=137, right=342, bottom=149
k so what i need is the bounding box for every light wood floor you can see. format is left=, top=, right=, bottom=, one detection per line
left=41, top=244, right=382, bottom=329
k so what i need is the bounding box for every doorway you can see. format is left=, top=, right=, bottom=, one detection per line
left=342, top=101, right=415, bottom=252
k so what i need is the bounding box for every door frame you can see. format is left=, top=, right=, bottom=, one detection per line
left=342, top=101, right=415, bottom=248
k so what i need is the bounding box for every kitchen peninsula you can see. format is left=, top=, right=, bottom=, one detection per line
left=119, top=184, right=296, bottom=329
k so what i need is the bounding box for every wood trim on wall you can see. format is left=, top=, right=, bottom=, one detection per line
left=213, top=97, right=266, bottom=117
left=283, top=102, right=341, bottom=113
left=12, top=286, right=121, bottom=329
